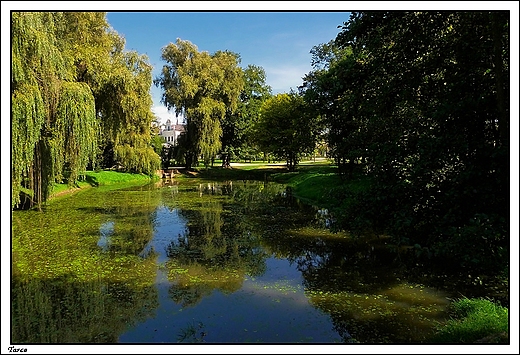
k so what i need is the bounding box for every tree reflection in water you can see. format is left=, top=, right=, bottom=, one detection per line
left=12, top=179, right=455, bottom=344
left=164, top=181, right=271, bottom=308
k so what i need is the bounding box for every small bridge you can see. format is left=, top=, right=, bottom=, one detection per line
left=156, top=167, right=184, bottom=179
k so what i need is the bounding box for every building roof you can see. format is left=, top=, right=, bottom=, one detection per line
left=160, top=120, right=185, bottom=134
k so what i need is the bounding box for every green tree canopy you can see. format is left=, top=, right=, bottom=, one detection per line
left=302, top=42, right=364, bottom=176
left=96, top=49, right=160, bottom=174
left=255, top=93, right=317, bottom=171
left=154, top=39, right=244, bottom=168
left=221, top=64, right=272, bottom=166
left=12, top=12, right=159, bottom=209
left=12, top=12, right=101, bottom=208
left=302, top=11, right=509, bottom=271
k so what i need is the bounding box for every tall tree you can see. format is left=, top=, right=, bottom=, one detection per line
left=307, top=11, right=509, bottom=271
left=255, top=93, right=317, bottom=171
left=11, top=12, right=160, bottom=209
left=96, top=49, right=160, bottom=174
left=154, top=39, right=244, bottom=168
left=12, top=12, right=100, bottom=208
left=302, top=42, right=366, bottom=176
left=52, top=12, right=160, bottom=175
left=221, top=64, right=272, bottom=166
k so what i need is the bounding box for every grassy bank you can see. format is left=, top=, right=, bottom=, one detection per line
left=431, top=298, right=509, bottom=343
left=184, top=159, right=360, bottom=211
left=206, top=159, right=361, bottom=213
left=271, top=166, right=341, bottom=207
left=183, top=161, right=287, bottom=181
left=49, top=170, right=154, bottom=199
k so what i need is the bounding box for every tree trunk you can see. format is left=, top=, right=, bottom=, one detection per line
left=31, top=141, right=43, bottom=210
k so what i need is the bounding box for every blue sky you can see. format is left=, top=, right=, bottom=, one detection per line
left=4, top=2, right=518, bottom=126
left=105, top=11, right=351, bottom=123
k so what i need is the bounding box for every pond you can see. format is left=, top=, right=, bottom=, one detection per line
left=12, top=178, right=453, bottom=344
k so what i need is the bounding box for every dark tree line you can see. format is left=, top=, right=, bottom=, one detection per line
left=301, top=11, right=510, bottom=272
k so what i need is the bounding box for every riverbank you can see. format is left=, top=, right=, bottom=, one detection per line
left=49, top=170, right=155, bottom=199
left=186, top=159, right=350, bottom=212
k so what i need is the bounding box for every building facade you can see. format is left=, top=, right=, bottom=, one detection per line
left=159, top=119, right=185, bottom=146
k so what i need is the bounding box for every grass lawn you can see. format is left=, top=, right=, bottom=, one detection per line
left=49, top=170, right=154, bottom=198
left=431, top=298, right=508, bottom=343
left=184, top=158, right=347, bottom=208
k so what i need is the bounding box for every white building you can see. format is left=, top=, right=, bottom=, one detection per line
left=159, top=119, right=185, bottom=146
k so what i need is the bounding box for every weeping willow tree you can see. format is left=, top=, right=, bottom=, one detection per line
left=11, top=12, right=84, bottom=209
left=11, top=84, right=46, bottom=208
left=55, top=12, right=159, bottom=175
left=97, top=50, right=161, bottom=175
left=51, top=82, right=98, bottom=184
left=155, top=39, right=244, bottom=168
left=12, top=12, right=159, bottom=209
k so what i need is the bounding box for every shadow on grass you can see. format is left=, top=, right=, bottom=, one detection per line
left=84, top=174, right=100, bottom=186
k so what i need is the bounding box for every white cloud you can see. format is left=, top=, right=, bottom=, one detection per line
left=151, top=105, right=184, bottom=125
left=263, top=63, right=312, bottom=94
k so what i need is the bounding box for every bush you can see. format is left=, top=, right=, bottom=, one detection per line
left=430, top=213, right=508, bottom=272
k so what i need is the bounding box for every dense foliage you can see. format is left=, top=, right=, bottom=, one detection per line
left=301, top=11, right=509, bottom=272
left=154, top=39, right=244, bottom=168
left=11, top=12, right=159, bottom=209
left=13, top=11, right=509, bottom=275
left=221, top=64, right=272, bottom=166
left=254, top=93, right=318, bottom=171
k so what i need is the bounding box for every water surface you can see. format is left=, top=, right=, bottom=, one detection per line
left=12, top=178, right=451, bottom=343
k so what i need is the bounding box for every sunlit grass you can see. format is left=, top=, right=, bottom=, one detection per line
left=431, top=297, right=508, bottom=343
left=81, top=170, right=153, bottom=186
left=191, top=159, right=333, bottom=178
left=50, top=170, right=153, bottom=198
